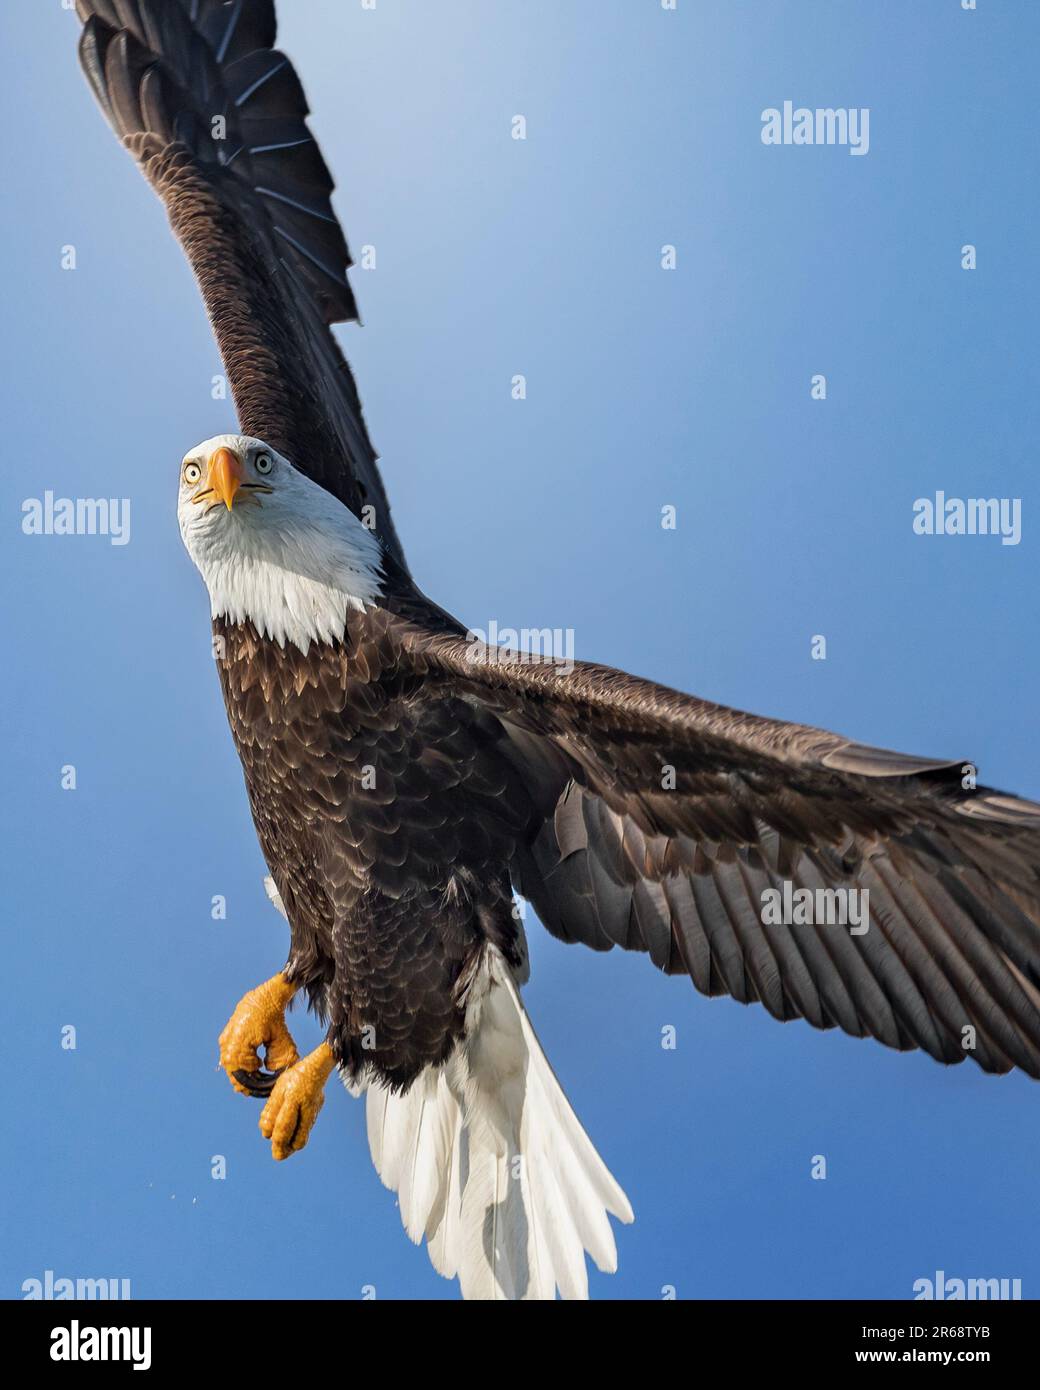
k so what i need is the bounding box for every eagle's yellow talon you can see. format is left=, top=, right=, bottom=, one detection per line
left=218, top=973, right=299, bottom=1097
left=259, top=1042, right=336, bottom=1160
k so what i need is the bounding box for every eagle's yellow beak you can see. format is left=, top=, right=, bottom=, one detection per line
left=207, top=446, right=242, bottom=511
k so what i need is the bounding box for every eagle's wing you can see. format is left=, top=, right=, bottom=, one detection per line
left=75, top=0, right=406, bottom=568
left=406, top=625, right=1040, bottom=1077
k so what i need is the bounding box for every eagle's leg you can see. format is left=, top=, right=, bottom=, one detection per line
left=218, top=973, right=300, bottom=1098
left=258, top=1042, right=336, bottom=1161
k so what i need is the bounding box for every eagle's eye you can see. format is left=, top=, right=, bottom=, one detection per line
left=255, top=453, right=274, bottom=475
left=183, top=461, right=202, bottom=485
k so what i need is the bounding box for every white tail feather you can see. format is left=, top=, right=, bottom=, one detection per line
left=347, top=946, right=634, bottom=1300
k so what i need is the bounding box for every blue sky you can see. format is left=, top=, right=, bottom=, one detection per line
left=2, top=0, right=1039, bottom=1300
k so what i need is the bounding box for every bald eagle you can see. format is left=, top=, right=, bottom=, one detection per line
left=76, top=0, right=1040, bottom=1300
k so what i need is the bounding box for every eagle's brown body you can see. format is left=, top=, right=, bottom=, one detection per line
left=215, top=607, right=530, bottom=1087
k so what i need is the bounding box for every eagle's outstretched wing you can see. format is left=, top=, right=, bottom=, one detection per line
left=404, top=624, right=1040, bottom=1078
left=75, top=0, right=407, bottom=568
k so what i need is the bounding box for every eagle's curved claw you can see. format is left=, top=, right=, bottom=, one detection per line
left=259, top=1041, right=336, bottom=1160
left=218, top=973, right=299, bottom=1099
left=232, top=1066, right=284, bottom=1098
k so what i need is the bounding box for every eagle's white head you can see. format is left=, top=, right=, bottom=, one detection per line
left=177, top=433, right=384, bottom=653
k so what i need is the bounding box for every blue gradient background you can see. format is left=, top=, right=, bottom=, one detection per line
left=2, top=0, right=1038, bottom=1300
